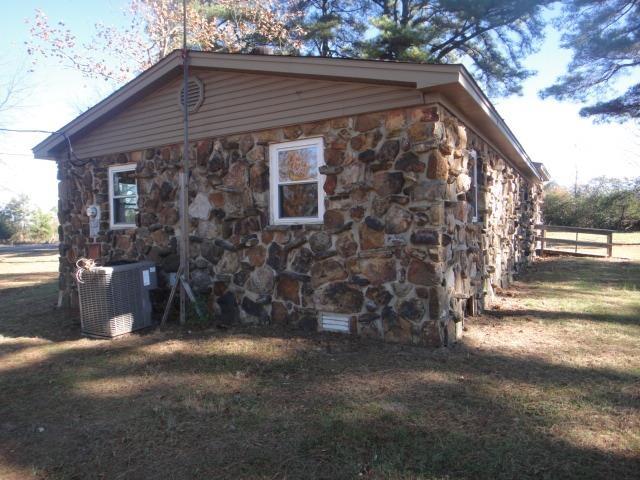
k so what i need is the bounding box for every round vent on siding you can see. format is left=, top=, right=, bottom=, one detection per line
left=178, top=76, right=204, bottom=113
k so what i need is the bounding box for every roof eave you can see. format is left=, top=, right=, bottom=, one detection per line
left=32, top=52, right=466, bottom=160
left=453, top=68, right=542, bottom=182
left=533, top=162, right=551, bottom=182
left=32, top=52, right=542, bottom=182
left=32, top=50, right=183, bottom=159
left=189, top=51, right=461, bottom=88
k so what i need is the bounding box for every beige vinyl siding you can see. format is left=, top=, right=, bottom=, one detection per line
left=72, top=69, right=424, bottom=158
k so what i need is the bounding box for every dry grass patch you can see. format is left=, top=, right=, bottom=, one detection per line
left=0, top=250, right=639, bottom=479
left=544, top=231, right=640, bottom=260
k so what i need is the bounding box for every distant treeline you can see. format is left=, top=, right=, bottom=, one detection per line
left=0, top=195, right=58, bottom=243
left=544, top=177, right=640, bottom=231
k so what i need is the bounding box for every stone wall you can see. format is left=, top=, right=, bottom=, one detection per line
left=57, top=103, right=542, bottom=346
left=465, top=124, right=543, bottom=305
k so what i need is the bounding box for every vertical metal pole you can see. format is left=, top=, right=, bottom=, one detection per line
left=179, top=0, right=189, bottom=325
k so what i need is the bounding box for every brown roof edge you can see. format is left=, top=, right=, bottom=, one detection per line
left=188, top=51, right=461, bottom=88
left=32, top=50, right=183, bottom=160
left=32, top=51, right=459, bottom=159
left=452, top=67, right=542, bottom=182
left=533, top=162, right=551, bottom=182
left=32, top=51, right=541, bottom=181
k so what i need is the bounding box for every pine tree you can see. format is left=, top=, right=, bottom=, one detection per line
left=292, top=0, right=368, bottom=57
left=358, top=0, right=552, bottom=96
left=540, top=0, right=640, bottom=122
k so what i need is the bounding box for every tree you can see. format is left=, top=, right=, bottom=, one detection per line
left=0, top=210, right=16, bottom=240
left=543, top=178, right=640, bottom=230
left=0, top=195, right=32, bottom=241
left=292, top=0, right=369, bottom=57
left=0, top=198, right=59, bottom=243
left=29, top=208, right=57, bottom=243
left=27, top=0, right=557, bottom=97
left=357, top=0, right=552, bottom=96
left=540, top=0, right=640, bottom=122
left=542, top=182, right=575, bottom=226
left=0, top=57, right=30, bottom=126
left=26, top=0, right=303, bottom=85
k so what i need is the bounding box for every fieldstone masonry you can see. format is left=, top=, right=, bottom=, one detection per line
left=57, top=103, right=543, bottom=346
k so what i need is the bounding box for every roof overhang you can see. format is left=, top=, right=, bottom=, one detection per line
left=533, top=162, right=551, bottom=182
left=33, top=51, right=543, bottom=181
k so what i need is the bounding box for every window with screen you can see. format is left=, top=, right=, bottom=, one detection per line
left=108, top=164, right=138, bottom=229
left=269, top=137, right=325, bottom=225
left=469, top=150, right=482, bottom=223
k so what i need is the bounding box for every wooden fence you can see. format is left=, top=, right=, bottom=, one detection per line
left=535, top=225, right=614, bottom=257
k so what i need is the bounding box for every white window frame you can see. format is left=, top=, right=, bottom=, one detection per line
left=269, top=137, right=325, bottom=225
left=469, top=149, right=479, bottom=223
left=108, top=164, right=138, bottom=230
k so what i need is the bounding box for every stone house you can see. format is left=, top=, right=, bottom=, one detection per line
left=33, top=51, right=548, bottom=346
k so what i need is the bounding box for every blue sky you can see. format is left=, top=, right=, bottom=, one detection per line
left=0, top=1, right=638, bottom=210
left=0, top=1, right=127, bottom=209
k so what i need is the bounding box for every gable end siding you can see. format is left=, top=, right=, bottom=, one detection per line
left=71, top=69, right=424, bottom=159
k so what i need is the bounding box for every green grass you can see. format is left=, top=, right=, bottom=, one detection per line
left=0, top=251, right=639, bottom=479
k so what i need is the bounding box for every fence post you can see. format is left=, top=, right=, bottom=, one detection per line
left=606, top=232, right=613, bottom=258
left=540, top=227, right=545, bottom=256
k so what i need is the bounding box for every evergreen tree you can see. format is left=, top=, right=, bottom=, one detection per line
left=540, top=0, right=640, bottom=122
left=292, top=0, right=369, bottom=57
left=0, top=210, right=16, bottom=240
left=29, top=208, right=56, bottom=243
left=358, top=0, right=552, bottom=96
left=0, top=195, right=32, bottom=241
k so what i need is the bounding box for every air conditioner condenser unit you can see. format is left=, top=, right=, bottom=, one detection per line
left=77, top=261, right=157, bottom=338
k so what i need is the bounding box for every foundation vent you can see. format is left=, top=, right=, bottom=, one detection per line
left=320, top=312, right=351, bottom=333
left=178, top=76, right=204, bottom=113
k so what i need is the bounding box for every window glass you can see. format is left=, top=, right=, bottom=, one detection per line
left=279, top=184, right=319, bottom=218
left=113, top=170, right=137, bottom=196
left=113, top=197, right=137, bottom=225
left=278, top=147, right=318, bottom=182
left=109, top=165, right=138, bottom=228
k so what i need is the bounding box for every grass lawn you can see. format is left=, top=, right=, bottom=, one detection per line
left=0, top=249, right=639, bottom=479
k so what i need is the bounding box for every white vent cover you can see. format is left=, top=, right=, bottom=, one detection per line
left=320, top=312, right=351, bottom=333
left=178, top=76, right=204, bottom=113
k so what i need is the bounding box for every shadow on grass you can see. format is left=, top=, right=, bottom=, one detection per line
left=0, top=277, right=79, bottom=344
left=0, top=255, right=639, bottom=478
left=521, top=257, right=640, bottom=288
left=0, top=327, right=638, bottom=479
left=502, top=257, right=640, bottom=327
left=0, top=272, right=59, bottom=298
left=488, top=307, right=640, bottom=326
